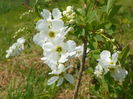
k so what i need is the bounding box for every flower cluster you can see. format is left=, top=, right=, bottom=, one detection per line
left=94, top=50, right=128, bottom=82
left=63, top=6, right=76, bottom=24
left=33, top=8, right=84, bottom=86
left=6, top=37, right=25, bottom=58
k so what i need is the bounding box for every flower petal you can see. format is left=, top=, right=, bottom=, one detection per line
left=112, top=52, right=118, bottom=64
left=48, top=76, right=59, bottom=85
left=52, top=8, right=62, bottom=19
left=65, top=40, right=76, bottom=52
left=17, top=37, right=25, bottom=44
left=57, top=77, right=64, bottom=86
left=52, top=20, right=64, bottom=30
left=110, top=68, right=128, bottom=82
left=59, top=53, right=69, bottom=63
left=36, top=19, right=49, bottom=32
left=33, top=33, right=47, bottom=47
left=43, top=42, right=54, bottom=52
left=64, top=74, right=74, bottom=84
left=100, top=50, right=111, bottom=60
left=41, top=9, right=51, bottom=21
left=94, top=64, right=104, bottom=77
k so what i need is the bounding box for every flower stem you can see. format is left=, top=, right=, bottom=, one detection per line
left=73, top=37, right=87, bottom=99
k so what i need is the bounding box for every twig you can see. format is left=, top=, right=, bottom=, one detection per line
left=73, top=37, right=88, bottom=99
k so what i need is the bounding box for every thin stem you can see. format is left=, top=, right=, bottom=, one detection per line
left=100, top=34, right=123, bottom=51
left=73, top=37, right=88, bottom=99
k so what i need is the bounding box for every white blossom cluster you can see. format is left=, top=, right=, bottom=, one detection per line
left=94, top=50, right=128, bottom=82
left=33, top=8, right=84, bottom=86
left=6, top=37, right=26, bottom=58
left=63, top=6, right=76, bottom=24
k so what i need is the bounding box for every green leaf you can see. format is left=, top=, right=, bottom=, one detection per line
left=106, top=0, right=115, bottom=15
left=120, top=46, right=130, bottom=65
left=108, top=5, right=121, bottom=18
left=34, top=0, right=42, bottom=18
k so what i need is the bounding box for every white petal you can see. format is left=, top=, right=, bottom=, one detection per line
left=48, top=76, right=59, bottom=85
left=110, top=68, right=128, bottom=82
left=94, top=64, right=104, bottom=77
left=100, top=50, right=111, bottom=60
left=42, top=58, right=57, bottom=71
left=58, top=64, right=65, bottom=72
left=33, top=33, right=46, bottom=47
left=75, top=45, right=83, bottom=57
left=17, top=37, right=25, bottom=44
left=59, top=53, right=69, bottom=63
left=98, top=59, right=110, bottom=67
left=43, top=42, right=54, bottom=52
left=65, top=40, right=76, bottom=52
left=52, top=8, right=62, bottom=19
left=66, top=6, right=73, bottom=12
left=41, top=9, right=51, bottom=21
left=57, top=77, right=64, bottom=86
left=64, top=74, right=74, bottom=84
left=52, top=20, right=64, bottom=30
left=36, top=20, right=49, bottom=32
left=112, top=52, right=118, bottom=64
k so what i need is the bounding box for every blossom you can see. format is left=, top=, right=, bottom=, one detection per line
left=47, top=64, right=74, bottom=86
left=42, top=39, right=77, bottom=65
left=6, top=37, right=25, bottom=58
left=94, top=64, right=104, bottom=77
left=94, top=50, right=128, bottom=82
left=63, top=6, right=76, bottom=24
left=34, top=19, right=70, bottom=47
left=98, top=50, right=119, bottom=73
left=110, top=68, right=128, bottom=82
left=33, top=8, right=85, bottom=86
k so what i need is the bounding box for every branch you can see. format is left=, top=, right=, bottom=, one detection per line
left=73, top=37, right=88, bottom=99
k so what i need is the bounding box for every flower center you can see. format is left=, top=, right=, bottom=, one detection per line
left=49, top=31, right=55, bottom=38
left=110, top=61, right=114, bottom=64
left=56, top=46, right=63, bottom=53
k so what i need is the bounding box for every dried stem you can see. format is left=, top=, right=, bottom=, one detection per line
left=73, top=37, right=88, bottom=99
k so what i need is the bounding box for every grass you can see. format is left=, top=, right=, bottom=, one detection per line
left=0, top=0, right=133, bottom=99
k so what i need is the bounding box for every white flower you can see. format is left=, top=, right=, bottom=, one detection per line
left=110, top=68, right=128, bottom=82
left=98, top=50, right=119, bottom=72
left=94, top=50, right=128, bottom=82
left=66, top=6, right=73, bottom=13
left=63, top=6, right=76, bottom=24
left=59, top=40, right=77, bottom=63
left=6, top=37, right=25, bottom=58
left=17, top=37, right=25, bottom=44
left=94, top=64, right=104, bottom=77
left=48, top=64, right=74, bottom=86
left=42, top=39, right=77, bottom=63
left=34, top=19, right=70, bottom=47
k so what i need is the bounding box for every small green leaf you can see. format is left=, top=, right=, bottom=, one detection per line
left=106, top=0, right=115, bottom=15
left=120, top=46, right=130, bottom=65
